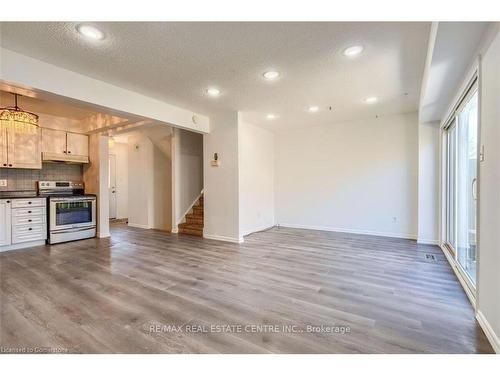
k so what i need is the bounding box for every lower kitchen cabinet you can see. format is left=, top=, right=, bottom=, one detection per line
left=0, top=199, right=12, bottom=246
left=0, top=197, right=47, bottom=251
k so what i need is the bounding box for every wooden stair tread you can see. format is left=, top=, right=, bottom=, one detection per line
left=178, top=194, right=204, bottom=237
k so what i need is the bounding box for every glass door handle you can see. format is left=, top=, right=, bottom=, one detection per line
left=472, top=178, right=477, bottom=201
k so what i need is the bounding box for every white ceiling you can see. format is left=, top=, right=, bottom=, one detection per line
left=0, top=22, right=430, bottom=131
left=419, top=22, right=491, bottom=124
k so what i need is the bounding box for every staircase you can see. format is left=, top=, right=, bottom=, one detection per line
left=178, top=195, right=204, bottom=237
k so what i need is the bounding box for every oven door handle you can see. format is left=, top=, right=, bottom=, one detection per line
left=50, top=197, right=96, bottom=202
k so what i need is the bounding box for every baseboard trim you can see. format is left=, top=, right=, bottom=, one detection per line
left=417, top=238, right=440, bottom=245
left=203, top=233, right=244, bottom=244
left=242, top=224, right=276, bottom=237
left=97, top=232, right=110, bottom=239
left=171, top=227, right=179, bottom=234
left=278, top=223, right=417, bottom=240
left=128, top=223, right=150, bottom=229
left=439, top=244, right=477, bottom=308
left=476, top=310, right=500, bottom=353
left=0, top=240, right=46, bottom=252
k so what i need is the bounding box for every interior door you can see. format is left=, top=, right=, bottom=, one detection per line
left=109, top=154, right=117, bottom=219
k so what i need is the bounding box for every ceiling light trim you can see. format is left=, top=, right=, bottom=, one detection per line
left=76, top=24, right=105, bottom=41
left=343, top=45, right=364, bottom=57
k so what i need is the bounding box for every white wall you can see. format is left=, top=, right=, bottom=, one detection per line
left=238, top=120, right=275, bottom=236
left=126, top=130, right=173, bottom=231
left=275, top=112, right=419, bottom=239
left=477, top=27, right=500, bottom=352
left=173, top=128, right=203, bottom=226
left=110, top=142, right=129, bottom=219
left=203, top=111, right=241, bottom=242
left=83, top=134, right=110, bottom=238
left=127, top=134, right=154, bottom=229
left=0, top=48, right=209, bottom=133
left=417, top=122, right=440, bottom=244
left=153, top=138, right=172, bottom=231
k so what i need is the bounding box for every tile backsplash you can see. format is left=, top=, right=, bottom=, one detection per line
left=0, top=163, right=83, bottom=191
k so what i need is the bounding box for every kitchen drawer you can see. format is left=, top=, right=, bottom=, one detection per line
left=12, top=223, right=47, bottom=244
left=11, top=198, right=46, bottom=208
left=12, top=215, right=46, bottom=226
left=11, top=206, right=46, bottom=217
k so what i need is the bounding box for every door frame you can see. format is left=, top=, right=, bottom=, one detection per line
left=109, top=153, right=117, bottom=220
left=439, top=65, right=481, bottom=308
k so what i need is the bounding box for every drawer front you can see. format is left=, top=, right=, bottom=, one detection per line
left=12, top=207, right=46, bottom=217
left=12, top=224, right=47, bottom=244
left=12, top=215, right=46, bottom=226
left=11, top=198, right=46, bottom=208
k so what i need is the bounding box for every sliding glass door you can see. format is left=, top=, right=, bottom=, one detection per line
left=444, top=81, right=478, bottom=288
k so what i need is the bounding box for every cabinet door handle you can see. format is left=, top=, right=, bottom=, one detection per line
left=67, top=150, right=72, bottom=154
left=28, top=201, right=32, bottom=204
left=28, top=228, right=32, bottom=231
left=28, top=219, right=32, bottom=222
left=2, top=163, right=6, bottom=166
left=28, top=210, right=32, bottom=213
left=6, top=200, right=10, bottom=203
left=8, top=164, right=12, bottom=167
left=63, top=150, right=67, bottom=153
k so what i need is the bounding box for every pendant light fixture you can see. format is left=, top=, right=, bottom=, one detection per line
left=0, top=93, right=39, bottom=134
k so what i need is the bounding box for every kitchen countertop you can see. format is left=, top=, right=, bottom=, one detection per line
left=0, top=190, right=39, bottom=199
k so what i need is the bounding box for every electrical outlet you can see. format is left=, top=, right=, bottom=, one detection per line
left=0, top=179, right=7, bottom=187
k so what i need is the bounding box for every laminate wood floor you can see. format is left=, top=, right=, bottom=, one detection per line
left=0, top=223, right=494, bottom=353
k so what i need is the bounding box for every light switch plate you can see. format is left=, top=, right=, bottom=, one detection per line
left=0, top=179, right=7, bottom=187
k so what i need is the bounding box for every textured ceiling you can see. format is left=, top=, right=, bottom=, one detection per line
left=0, top=22, right=430, bottom=130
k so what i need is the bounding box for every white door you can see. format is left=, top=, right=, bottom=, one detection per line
left=109, top=154, right=117, bottom=219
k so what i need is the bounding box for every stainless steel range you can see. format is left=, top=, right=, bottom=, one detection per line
left=37, top=181, right=96, bottom=244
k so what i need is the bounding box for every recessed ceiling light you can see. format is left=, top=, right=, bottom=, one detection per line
left=308, top=106, right=319, bottom=113
left=266, top=114, right=277, bottom=120
left=206, top=87, right=221, bottom=97
left=263, top=71, right=280, bottom=80
left=76, top=24, right=105, bottom=41
left=364, top=97, right=378, bottom=104
left=343, top=45, right=364, bottom=57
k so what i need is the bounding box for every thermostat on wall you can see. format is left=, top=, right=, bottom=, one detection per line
left=211, top=152, right=220, bottom=167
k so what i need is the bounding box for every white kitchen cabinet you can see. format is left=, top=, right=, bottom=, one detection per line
left=42, top=128, right=67, bottom=160
left=42, top=128, right=89, bottom=163
left=0, top=199, right=12, bottom=246
left=0, top=125, right=42, bottom=169
left=0, top=125, right=8, bottom=167
left=66, top=132, right=89, bottom=161
left=0, top=198, right=47, bottom=250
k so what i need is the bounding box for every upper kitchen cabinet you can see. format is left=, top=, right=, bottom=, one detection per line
left=0, top=126, right=7, bottom=168
left=42, top=128, right=89, bottom=163
left=0, top=125, right=42, bottom=169
left=66, top=132, right=89, bottom=162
